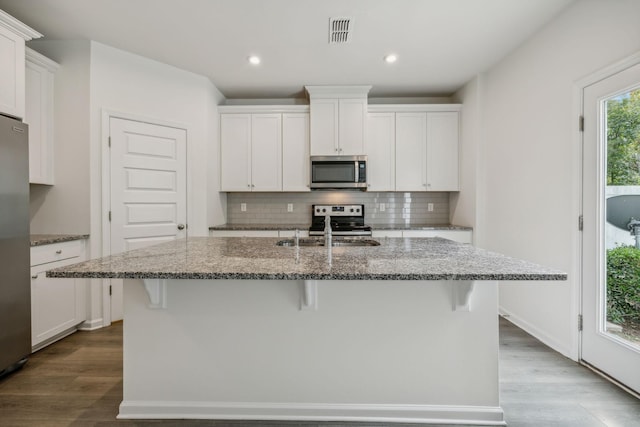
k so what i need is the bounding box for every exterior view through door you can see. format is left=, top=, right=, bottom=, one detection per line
left=582, top=61, right=640, bottom=395
left=108, top=117, right=187, bottom=322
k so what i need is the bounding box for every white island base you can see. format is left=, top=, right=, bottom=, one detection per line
left=118, top=278, right=505, bottom=426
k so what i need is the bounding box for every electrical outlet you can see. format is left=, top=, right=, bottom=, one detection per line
left=379, top=203, right=385, bottom=212
left=287, top=203, right=293, bottom=212
left=428, top=203, right=434, bottom=212
left=241, top=203, right=246, bottom=212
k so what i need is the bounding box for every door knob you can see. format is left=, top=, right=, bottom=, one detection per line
left=177, top=224, right=185, bottom=230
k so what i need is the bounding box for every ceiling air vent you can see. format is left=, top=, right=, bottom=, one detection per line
left=329, top=17, right=352, bottom=44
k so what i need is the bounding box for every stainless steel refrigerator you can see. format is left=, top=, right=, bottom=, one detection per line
left=0, top=114, right=30, bottom=377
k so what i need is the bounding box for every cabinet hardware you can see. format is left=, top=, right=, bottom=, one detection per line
left=177, top=224, right=185, bottom=230
left=32, top=274, right=38, bottom=279
left=55, top=250, right=62, bottom=254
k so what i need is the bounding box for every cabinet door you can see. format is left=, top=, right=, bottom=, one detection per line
left=395, top=112, right=427, bottom=191
left=31, top=267, right=81, bottom=348
left=366, top=113, right=396, bottom=191
left=251, top=114, right=282, bottom=191
left=426, top=112, right=459, bottom=191
left=402, top=229, right=472, bottom=244
left=0, top=25, right=25, bottom=119
left=25, top=57, right=55, bottom=185
left=220, top=114, right=251, bottom=191
left=282, top=113, right=310, bottom=191
left=209, top=230, right=279, bottom=237
left=338, top=98, right=366, bottom=155
left=310, top=99, right=339, bottom=155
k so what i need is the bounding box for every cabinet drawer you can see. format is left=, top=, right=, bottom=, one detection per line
left=209, top=230, right=279, bottom=238
left=402, top=230, right=472, bottom=244
left=30, top=240, right=83, bottom=266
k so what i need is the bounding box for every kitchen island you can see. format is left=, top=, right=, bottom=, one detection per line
left=48, top=236, right=566, bottom=425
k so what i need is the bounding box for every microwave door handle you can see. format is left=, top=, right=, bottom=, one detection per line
left=355, top=161, right=359, bottom=183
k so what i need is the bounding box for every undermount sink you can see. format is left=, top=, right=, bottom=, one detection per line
left=276, top=238, right=381, bottom=247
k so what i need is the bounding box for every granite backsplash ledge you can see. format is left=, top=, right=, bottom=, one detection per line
left=226, top=192, right=450, bottom=225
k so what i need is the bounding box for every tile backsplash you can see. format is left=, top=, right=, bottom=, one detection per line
left=226, top=192, right=449, bottom=225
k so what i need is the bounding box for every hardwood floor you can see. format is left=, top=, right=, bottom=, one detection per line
left=0, top=317, right=638, bottom=427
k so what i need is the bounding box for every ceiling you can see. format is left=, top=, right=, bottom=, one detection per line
left=0, top=0, right=574, bottom=99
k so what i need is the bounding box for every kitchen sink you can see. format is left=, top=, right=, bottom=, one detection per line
left=276, top=238, right=380, bottom=247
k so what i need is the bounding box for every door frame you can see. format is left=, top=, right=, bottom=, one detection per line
left=100, top=109, right=190, bottom=326
left=576, top=51, right=640, bottom=365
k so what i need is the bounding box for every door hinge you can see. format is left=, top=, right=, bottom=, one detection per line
left=579, top=116, right=584, bottom=132
left=109, top=285, right=112, bottom=296
left=108, top=211, right=111, bottom=222
left=108, top=136, right=111, bottom=147
left=578, top=215, right=583, bottom=231
left=578, top=314, right=583, bottom=331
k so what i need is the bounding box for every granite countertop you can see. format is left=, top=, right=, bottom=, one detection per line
left=31, top=234, right=89, bottom=247
left=209, top=223, right=310, bottom=231
left=209, top=223, right=472, bottom=231
left=372, top=224, right=472, bottom=231
left=47, top=236, right=566, bottom=281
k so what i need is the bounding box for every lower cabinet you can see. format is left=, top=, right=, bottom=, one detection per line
left=372, top=229, right=472, bottom=244
left=30, top=240, right=87, bottom=350
left=209, top=230, right=309, bottom=238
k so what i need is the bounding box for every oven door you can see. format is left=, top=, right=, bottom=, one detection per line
left=310, top=156, right=367, bottom=189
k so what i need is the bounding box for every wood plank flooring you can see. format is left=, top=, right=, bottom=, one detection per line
left=0, top=317, right=638, bottom=427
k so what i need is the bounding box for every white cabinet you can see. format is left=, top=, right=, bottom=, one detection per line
left=209, top=230, right=280, bottom=237
left=25, top=48, right=58, bottom=185
left=372, top=229, right=472, bottom=243
left=309, top=97, right=367, bottom=155
left=30, top=239, right=87, bottom=350
left=395, top=112, right=428, bottom=191
left=251, top=114, right=282, bottom=191
left=306, top=86, right=370, bottom=156
left=0, top=10, right=41, bottom=119
left=367, top=105, right=461, bottom=192
left=402, top=229, right=472, bottom=244
left=209, top=229, right=310, bottom=238
left=220, top=113, right=282, bottom=191
left=426, top=112, right=459, bottom=191
left=366, top=113, right=395, bottom=191
left=282, top=113, right=310, bottom=191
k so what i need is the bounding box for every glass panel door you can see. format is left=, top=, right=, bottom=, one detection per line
left=582, top=62, right=640, bottom=394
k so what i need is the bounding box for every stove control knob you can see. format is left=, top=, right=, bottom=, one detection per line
left=350, top=208, right=354, bottom=213
left=322, top=208, right=326, bottom=213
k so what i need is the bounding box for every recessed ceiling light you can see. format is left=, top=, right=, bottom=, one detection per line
left=248, top=55, right=261, bottom=65
left=384, top=54, right=398, bottom=64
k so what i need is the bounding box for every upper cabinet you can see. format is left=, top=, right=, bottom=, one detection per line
left=220, top=112, right=282, bottom=192
left=0, top=10, right=42, bottom=119
left=219, top=106, right=310, bottom=192
left=282, top=112, right=310, bottom=191
left=25, top=48, right=59, bottom=185
left=367, top=105, right=461, bottom=192
left=306, top=86, right=370, bottom=156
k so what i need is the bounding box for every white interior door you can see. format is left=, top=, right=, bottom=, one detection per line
left=109, top=117, right=187, bottom=321
left=582, top=62, right=640, bottom=394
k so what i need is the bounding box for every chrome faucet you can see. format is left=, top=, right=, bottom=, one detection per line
left=324, top=214, right=332, bottom=247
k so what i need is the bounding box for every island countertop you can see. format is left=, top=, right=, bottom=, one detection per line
left=47, top=236, right=566, bottom=281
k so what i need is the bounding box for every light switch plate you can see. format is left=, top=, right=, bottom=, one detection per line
left=241, top=203, right=247, bottom=212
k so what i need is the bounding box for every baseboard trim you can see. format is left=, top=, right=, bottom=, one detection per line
left=118, top=401, right=506, bottom=425
left=78, top=318, right=104, bottom=331
left=498, top=308, right=571, bottom=358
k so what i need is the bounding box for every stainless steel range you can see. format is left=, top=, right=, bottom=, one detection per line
left=309, top=204, right=372, bottom=236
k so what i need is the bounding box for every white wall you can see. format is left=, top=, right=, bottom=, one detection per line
left=88, top=42, right=225, bottom=325
left=29, top=40, right=227, bottom=327
left=474, top=0, right=640, bottom=358
left=89, top=41, right=225, bottom=243
left=28, top=40, right=91, bottom=235
left=451, top=76, right=484, bottom=243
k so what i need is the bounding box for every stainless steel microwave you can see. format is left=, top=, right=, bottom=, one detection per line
left=310, top=155, right=367, bottom=190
